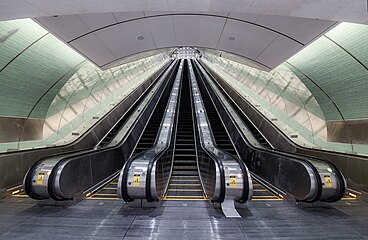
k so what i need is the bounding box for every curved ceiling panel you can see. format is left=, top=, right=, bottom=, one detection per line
left=36, top=12, right=336, bottom=70
left=0, top=0, right=367, bottom=24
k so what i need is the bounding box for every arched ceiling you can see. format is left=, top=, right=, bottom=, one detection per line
left=1, top=0, right=368, bottom=24
left=35, top=12, right=336, bottom=70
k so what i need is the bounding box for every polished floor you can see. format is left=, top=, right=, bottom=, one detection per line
left=0, top=197, right=367, bottom=239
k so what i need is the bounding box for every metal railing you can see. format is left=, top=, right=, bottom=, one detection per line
left=195, top=59, right=346, bottom=202
left=118, top=60, right=184, bottom=202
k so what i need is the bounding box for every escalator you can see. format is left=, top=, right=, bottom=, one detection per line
left=195, top=59, right=346, bottom=203
left=98, top=77, right=164, bottom=148
left=87, top=177, right=119, bottom=200
left=193, top=60, right=279, bottom=201
left=119, top=59, right=252, bottom=213
left=87, top=62, right=180, bottom=201
left=163, top=61, right=206, bottom=200
left=24, top=60, right=179, bottom=201
left=133, top=103, right=168, bottom=156
left=210, top=93, right=272, bottom=149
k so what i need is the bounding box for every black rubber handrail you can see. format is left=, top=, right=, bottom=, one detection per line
left=145, top=62, right=183, bottom=202
left=196, top=60, right=328, bottom=202
left=26, top=61, right=176, bottom=201
left=192, top=60, right=249, bottom=203
left=189, top=60, right=226, bottom=203
left=2, top=63, right=170, bottom=157
left=198, top=61, right=368, bottom=160
left=197, top=61, right=355, bottom=201
left=121, top=61, right=180, bottom=202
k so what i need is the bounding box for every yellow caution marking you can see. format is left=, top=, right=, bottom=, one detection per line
left=252, top=198, right=283, bottom=201
left=163, top=198, right=206, bottom=201
left=87, top=197, right=120, bottom=200
left=170, top=179, right=199, bottom=182
left=12, top=194, right=29, bottom=198
left=230, top=175, right=237, bottom=188
left=171, top=176, right=199, bottom=178
left=12, top=190, right=21, bottom=195
left=36, top=173, right=45, bottom=185
left=252, top=195, right=279, bottom=199
left=324, top=175, right=332, bottom=188
left=250, top=178, right=284, bottom=200
left=94, top=193, right=118, bottom=196
left=168, top=189, right=202, bottom=191
left=110, top=182, right=119, bottom=184
left=133, top=174, right=140, bottom=187
left=169, top=184, right=201, bottom=186
left=102, top=187, right=117, bottom=190
left=162, top=196, right=207, bottom=200
left=341, top=197, right=356, bottom=201
left=347, top=192, right=357, bottom=198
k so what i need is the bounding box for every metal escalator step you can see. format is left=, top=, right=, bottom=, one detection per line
left=95, top=189, right=117, bottom=194
left=169, top=180, right=200, bottom=184
left=174, top=154, right=196, bottom=157
left=169, top=184, right=201, bottom=189
left=174, top=149, right=196, bottom=152
left=175, top=143, right=195, bottom=148
left=175, top=139, right=195, bottom=142
left=171, top=174, right=199, bottom=179
left=252, top=195, right=281, bottom=200
left=176, top=136, right=195, bottom=139
left=171, top=171, right=198, bottom=176
left=166, top=190, right=204, bottom=197
left=162, top=196, right=206, bottom=201
left=173, top=166, right=197, bottom=170
left=168, top=188, right=202, bottom=192
left=174, top=160, right=197, bottom=165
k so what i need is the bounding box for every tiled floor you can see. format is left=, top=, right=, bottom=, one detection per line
left=0, top=197, right=367, bottom=239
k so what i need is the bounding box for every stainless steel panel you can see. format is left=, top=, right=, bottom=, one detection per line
left=21, top=61, right=173, bottom=199
left=47, top=61, right=177, bottom=200
left=189, top=60, right=252, bottom=204
left=198, top=60, right=345, bottom=202
left=120, top=60, right=183, bottom=201
left=199, top=59, right=368, bottom=195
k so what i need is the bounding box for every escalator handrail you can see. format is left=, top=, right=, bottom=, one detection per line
left=120, top=60, right=181, bottom=202
left=145, top=60, right=184, bottom=202
left=188, top=60, right=226, bottom=203
left=207, top=60, right=368, bottom=160
left=25, top=60, right=177, bottom=200
left=196, top=60, right=325, bottom=202
left=192, top=60, right=251, bottom=203
left=199, top=61, right=348, bottom=201
left=49, top=61, right=179, bottom=200
left=24, top=68, right=166, bottom=199
left=4, top=61, right=170, bottom=157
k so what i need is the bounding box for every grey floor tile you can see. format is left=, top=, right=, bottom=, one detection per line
left=1, top=197, right=368, bottom=239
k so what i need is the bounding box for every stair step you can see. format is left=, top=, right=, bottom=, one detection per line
left=163, top=196, right=206, bottom=200
left=169, top=180, right=199, bottom=184
left=173, top=166, right=197, bottom=170
left=174, top=160, right=197, bottom=165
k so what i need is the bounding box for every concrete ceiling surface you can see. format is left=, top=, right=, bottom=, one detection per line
left=1, top=0, right=368, bottom=24
left=35, top=12, right=336, bottom=70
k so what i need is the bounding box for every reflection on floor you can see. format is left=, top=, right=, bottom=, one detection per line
left=1, top=195, right=367, bottom=239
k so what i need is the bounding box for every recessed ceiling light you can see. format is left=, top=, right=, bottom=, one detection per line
left=136, top=35, right=144, bottom=40
left=228, top=35, right=236, bottom=41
